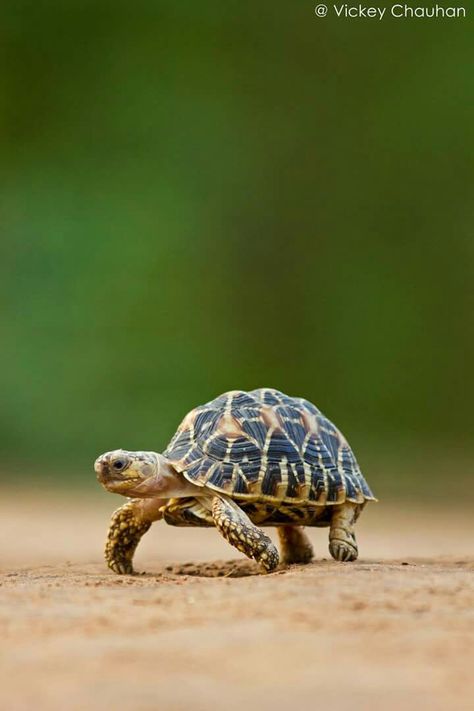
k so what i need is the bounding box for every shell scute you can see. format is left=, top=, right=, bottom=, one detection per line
left=267, top=430, right=301, bottom=463
left=261, top=462, right=282, bottom=497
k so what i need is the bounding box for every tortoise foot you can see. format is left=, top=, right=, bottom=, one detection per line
left=278, top=526, right=314, bottom=565
left=329, top=539, right=358, bottom=562
left=212, top=496, right=280, bottom=572
left=105, top=501, right=152, bottom=575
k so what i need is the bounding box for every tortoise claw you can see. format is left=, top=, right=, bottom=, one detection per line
left=329, top=539, right=358, bottom=562
left=107, top=558, right=135, bottom=575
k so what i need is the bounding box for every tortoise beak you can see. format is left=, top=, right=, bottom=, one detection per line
left=94, top=455, right=109, bottom=482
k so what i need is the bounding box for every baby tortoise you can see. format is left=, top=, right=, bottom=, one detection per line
left=95, top=388, right=376, bottom=574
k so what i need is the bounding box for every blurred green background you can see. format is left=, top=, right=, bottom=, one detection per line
left=1, top=2, right=473, bottom=500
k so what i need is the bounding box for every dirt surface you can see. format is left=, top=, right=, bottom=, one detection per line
left=1, top=490, right=473, bottom=711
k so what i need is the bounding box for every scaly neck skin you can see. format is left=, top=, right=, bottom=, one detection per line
left=126, top=454, right=200, bottom=499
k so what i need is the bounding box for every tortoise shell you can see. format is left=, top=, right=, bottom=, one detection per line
left=164, top=388, right=375, bottom=505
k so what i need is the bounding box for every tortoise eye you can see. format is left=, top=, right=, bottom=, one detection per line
left=113, top=459, right=126, bottom=471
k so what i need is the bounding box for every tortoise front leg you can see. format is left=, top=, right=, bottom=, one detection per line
left=277, top=526, right=314, bottom=565
left=328, top=502, right=360, bottom=562
left=211, top=496, right=279, bottom=572
left=105, top=497, right=166, bottom=574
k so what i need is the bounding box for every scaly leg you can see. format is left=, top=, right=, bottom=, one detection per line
left=278, top=526, right=314, bottom=565
left=105, top=497, right=166, bottom=574
left=328, top=502, right=359, bottom=562
left=211, top=496, right=279, bottom=572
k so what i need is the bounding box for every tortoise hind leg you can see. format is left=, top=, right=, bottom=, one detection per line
left=211, top=496, right=279, bottom=572
left=105, top=497, right=166, bottom=574
left=278, top=526, right=314, bottom=565
left=329, top=502, right=360, bottom=562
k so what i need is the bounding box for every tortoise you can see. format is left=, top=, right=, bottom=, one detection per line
left=94, top=388, right=376, bottom=574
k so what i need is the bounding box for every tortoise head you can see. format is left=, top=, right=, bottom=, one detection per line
left=94, top=449, right=167, bottom=497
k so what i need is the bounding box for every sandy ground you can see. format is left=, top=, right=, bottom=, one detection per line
left=0, top=490, right=473, bottom=711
